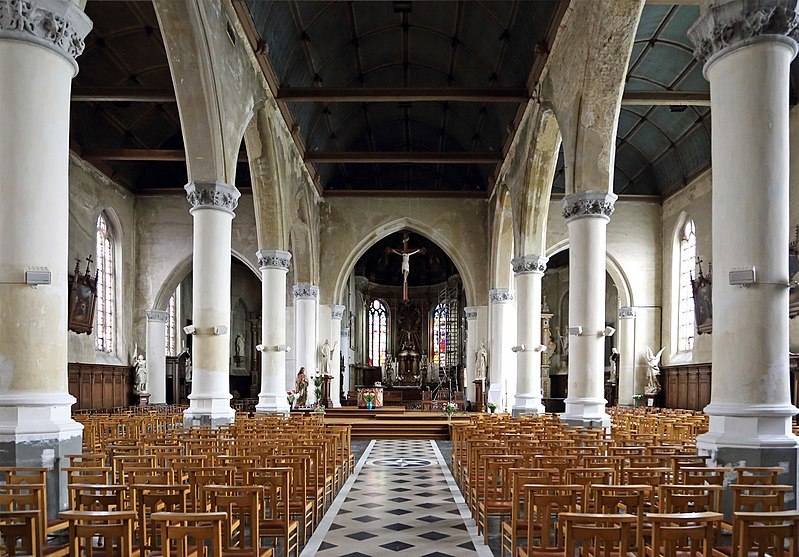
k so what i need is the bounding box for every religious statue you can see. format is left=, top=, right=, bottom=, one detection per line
left=387, top=231, right=426, bottom=302
left=134, top=354, right=148, bottom=393
left=609, top=348, right=620, bottom=385
left=295, top=367, right=309, bottom=407
left=320, top=339, right=337, bottom=376
left=644, top=346, right=666, bottom=395
left=233, top=334, right=245, bottom=366
left=475, top=338, right=488, bottom=381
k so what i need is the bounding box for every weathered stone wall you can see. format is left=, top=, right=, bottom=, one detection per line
left=67, top=154, right=135, bottom=365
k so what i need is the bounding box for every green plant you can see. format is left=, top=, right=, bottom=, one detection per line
left=486, top=401, right=498, bottom=413
left=444, top=402, right=458, bottom=417
left=364, top=393, right=375, bottom=403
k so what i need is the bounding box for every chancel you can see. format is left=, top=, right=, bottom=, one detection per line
left=1, top=0, right=799, bottom=555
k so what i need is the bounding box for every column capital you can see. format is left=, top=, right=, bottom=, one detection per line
left=689, top=0, right=799, bottom=66
left=562, top=191, right=617, bottom=222
left=257, top=249, right=291, bottom=270
left=145, top=309, right=170, bottom=323
left=489, top=288, right=514, bottom=304
left=292, top=283, right=318, bottom=300
left=330, top=304, right=345, bottom=320
left=0, top=0, right=93, bottom=72
left=618, top=306, right=637, bottom=319
left=185, top=180, right=240, bottom=215
left=512, top=255, right=548, bottom=275
left=464, top=306, right=479, bottom=320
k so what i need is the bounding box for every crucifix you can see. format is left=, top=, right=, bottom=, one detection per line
left=387, top=232, right=426, bottom=302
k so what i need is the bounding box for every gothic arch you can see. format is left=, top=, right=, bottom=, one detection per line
left=490, top=186, right=515, bottom=290
left=332, top=218, right=478, bottom=308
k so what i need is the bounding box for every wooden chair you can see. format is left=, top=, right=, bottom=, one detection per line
left=734, top=467, right=783, bottom=485
left=500, top=468, right=560, bottom=557
left=69, top=484, right=127, bottom=511
left=261, top=456, right=314, bottom=545
left=646, top=511, right=723, bottom=557
left=659, top=484, right=723, bottom=514
left=0, top=483, right=47, bottom=554
left=247, top=468, right=299, bottom=557
left=150, top=511, right=226, bottom=557
left=591, top=484, right=652, bottom=551
left=560, top=513, right=636, bottom=556
left=0, top=509, right=39, bottom=556
left=731, top=510, right=799, bottom=557
left=476, top=454, right=523, bottom=544
left=205, top=485, right=273, bottom=557
left=517, top=484, right=583, bottom=557
left=59, top=509, right=136, bottom=557
left=132, top=484, right=190, bottom=554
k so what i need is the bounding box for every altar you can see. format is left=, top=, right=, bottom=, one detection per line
left=356, top=385, right=384, bottom=408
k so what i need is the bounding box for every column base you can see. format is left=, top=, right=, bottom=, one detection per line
left=562, top=397, right=610, bottom=426
left=0, top=392, right=83, bottom=516
left=184, top=394, right=235, bottom=426
left=255, top=392, right=291, bottom=414
left=512, top=393, right=545, bottom=417
left=698, top=403, right=799, bottom=449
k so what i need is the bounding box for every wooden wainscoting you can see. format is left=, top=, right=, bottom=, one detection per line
left=660, top=363, right=712, bottom=411
left=68, top=363, right=132, bottom=411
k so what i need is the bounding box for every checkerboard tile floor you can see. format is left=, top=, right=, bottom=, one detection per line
left=301, top=439, right=493, bottom=557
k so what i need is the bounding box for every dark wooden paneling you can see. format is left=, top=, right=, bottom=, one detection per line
left=68, top=363, right=132, bottom=411
left=660, top=364, right=711, bottom=411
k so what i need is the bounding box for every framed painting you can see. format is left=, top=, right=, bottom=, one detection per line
left=68, top=262, right=97, bottom=335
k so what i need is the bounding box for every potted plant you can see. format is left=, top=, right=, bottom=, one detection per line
left=364, top=392, right=375, bottom=410
left=486, top=401, right=498, bottom=414
left=443, top=402, right=458, bottom=420
left=286, top=390, right=296, bottom=409
left=632, top=394, right=644, bottom=407
left=313, top=374, right=324, bottom=408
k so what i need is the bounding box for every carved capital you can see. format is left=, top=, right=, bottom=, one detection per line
left=618, top=306, right=638, bottom=320
left=562, top=191, right=617, bottom=222
left=512, top=255, right=548, bottom=275
left=0, top=0, right=92, bottom=70
left=330, top=304, right=345, bottom=320
left=145, top=309, right=170, bottom=323
left=292, top=283, right=318, bottom=300
left=257, top=249, right=291, bottom=271
left=489, top=288, right=514, bottom=304
left=464, top=306, right=479, bottom=320
left=185, top=181, right=240, bottom=215
left=689, top=0, right=799, bottom=65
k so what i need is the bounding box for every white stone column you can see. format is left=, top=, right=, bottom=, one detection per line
left=616, top=307, right=637, bottom=405
left=255, top=250, right=291, bottom=413
left=341, top=327, right=351, bottom=395
left=330, top=305, right=345, bottom=408
left=512, top=255, right=548, bottom=416
left=183, top=181, right=240, bottom=426
left=293, top=284, right=319, bottom=406
left=464, top=306, right=479, bottom=404
left=145, top=310, right=169, bottom=404
left=0, top=0, right=92, bottom=514
left=562, top=191, right=617, bottom=425
left=488, top=289, right=515, bottom=410
left=689, top=2, right=799, bottom=452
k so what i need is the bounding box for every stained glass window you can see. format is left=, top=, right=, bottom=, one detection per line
left=678, top=219, right=696, bottom=352
left=367, top=299, right=388, bottom=367
left=95, top=214, right=115, bottom=353
left=165, top=286, right=179, bottom=357
left=432, top=302, right=448, bottom=367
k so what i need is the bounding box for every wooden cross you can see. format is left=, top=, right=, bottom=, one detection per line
left=85, top=254, right=94, bottom=274
left=387, top=232, right=425, bottom=302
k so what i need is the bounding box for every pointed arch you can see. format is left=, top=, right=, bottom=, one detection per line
left=490, top=186, right=515, bottom=290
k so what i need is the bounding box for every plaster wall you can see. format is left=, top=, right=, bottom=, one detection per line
left=320, top=196, right=489, bottom=307
left=661, top=170, right=713, bottom=366
left=67, top=154, right=136, bottom=365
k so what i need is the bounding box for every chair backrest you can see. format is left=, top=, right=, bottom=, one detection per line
left=735, top=467, right=784, bottom=486
left=591, top=484, right=652, bottom=551
left=69, top=484, right=127, bottom=511
left=734, top=510, right=799, bottom=557
left=150, top=511, right=226, bottom=557
left=659, top=484, right=723, bottom=514
left=647, top=511, right=724, bottom=557
left=133, top=484, right=190, bottom=552
left=206, top=485, right=264, bottom=555
left=561, top=512, right=636, bottom=556
left=59, top=509, right=136, bottom=557
left=524, top=484, right=583, bottom=552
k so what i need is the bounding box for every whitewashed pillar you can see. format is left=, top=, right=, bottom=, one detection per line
left=293, top=284, right=318, bottom=406
left=464, top=306, right=479, bottom=404
left=488, top=288, right=515, bottom=410
left=616, top=307, right=637, bottom=405
left=562, top=191, right=616, bottom=425
left=145, top=310, right=169, bottom=404
left=330, top=305, right=345, bottom=407
left=255, top=250, right=291, bottom=413
left=183, top=181, right=239, bottom=426
left=689, top=1, right=799, bottom=454
left=0, top=0, right=92, bottom=514
left=512, top=255, right=548, bottom=416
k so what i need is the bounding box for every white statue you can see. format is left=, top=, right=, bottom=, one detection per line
left=644, top=346, right=666, bottom=395
left=609, top=348, right=620, bottom=384
left=134, top=354, right=148, bottom=393
left=234, top=334, right=245, bottom=357
left=320, top=339, right=337, bottom=375
left=475, top=338, right=488, bottom=381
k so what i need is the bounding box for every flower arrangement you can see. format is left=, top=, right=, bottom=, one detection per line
left=632, top=394, right=644, bottom=407
left=287, top=390, right=296, bottom=407
left=312, top=404, right=326, bottom=413
left=444, top=402, right=458, bottom=418
left=486, top=401, right=498, bottom=413
left=313, top=374, right=324, bottom=404
left=364, top=393, right=375, bottom=403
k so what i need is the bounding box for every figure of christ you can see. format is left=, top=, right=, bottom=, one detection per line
left=387, top=231, right=426, bottom=302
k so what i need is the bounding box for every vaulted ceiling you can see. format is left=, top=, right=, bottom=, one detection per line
left=67, top=1, right=799, bottom=199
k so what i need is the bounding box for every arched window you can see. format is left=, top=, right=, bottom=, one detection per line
left=432, top=302, right=448, bottom=367
left=95, top=214, right=115, bottom=352
left=678, top=219, right=696, bottom=352
left=367, top=299, right=388, bottom=367
left=165, top=285, right=180, bottom=357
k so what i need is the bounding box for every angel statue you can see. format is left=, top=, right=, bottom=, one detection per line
left=644, top=346, right=666, bottom=395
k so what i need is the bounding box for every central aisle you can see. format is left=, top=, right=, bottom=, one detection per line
left=301, top=439, right=494, bottom=557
